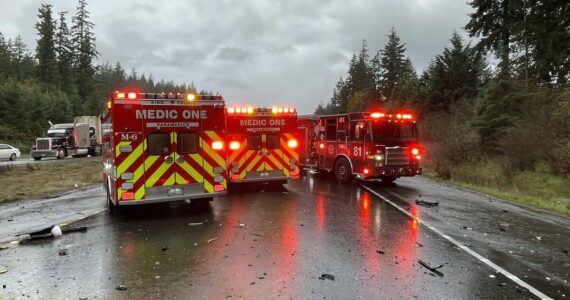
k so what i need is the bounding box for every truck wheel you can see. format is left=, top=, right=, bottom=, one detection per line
left=334, top=157, right=353, bottom=184
left=56, top=148, right=66, bottom=159
left=10, top=153, right=17, bottom=161
left=33, top=157, right=42, bottom=161
left=380, top=176, right=397, bottom=183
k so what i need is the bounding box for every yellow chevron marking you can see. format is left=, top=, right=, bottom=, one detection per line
left=178, top=160, right=203, bottom=183
left=165, top=172, right=176, bottom=185
left=135, top=185, right=145, bottom=200
left=146, top=161, right=173, bottom=187
left=245, top=151, right=262, bottom=172
left=115, top=141, right=132, bottom=157
left=201, top=135, right=226, bottom=168
left=117, top=142, right=144, bottom=176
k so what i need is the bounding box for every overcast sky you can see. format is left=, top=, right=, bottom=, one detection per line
left=0, top=0, right=472, bottom=114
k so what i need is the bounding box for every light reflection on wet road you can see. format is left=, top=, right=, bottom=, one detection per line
left=1, top=173, right=565, bottom=299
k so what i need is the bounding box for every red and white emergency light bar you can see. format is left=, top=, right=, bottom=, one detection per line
left=226, top=107, right=297, bottom=114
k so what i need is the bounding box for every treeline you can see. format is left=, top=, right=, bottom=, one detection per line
left=316, top=0, right=570, bottom=178
left=0, top=0, right=196, bottom=147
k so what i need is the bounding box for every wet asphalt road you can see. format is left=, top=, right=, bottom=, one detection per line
left=0, top=156, right=93, bottom=167
left=0, top=174, right=569, bottom=299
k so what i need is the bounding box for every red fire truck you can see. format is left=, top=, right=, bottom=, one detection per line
left=298, top=111, right=422, bottom=183
left=102, top=91, right=227, bottom=210
left=225, top=106, right=300, bottom=185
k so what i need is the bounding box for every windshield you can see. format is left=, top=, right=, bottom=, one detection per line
left=47, top=129, right=67, bottom=138
left=371, top=122, right=417, bottom=145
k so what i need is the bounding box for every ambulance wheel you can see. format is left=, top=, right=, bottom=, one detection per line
left=334, top=157, right=353, bottom=184
left=380, top=176, right=397, bottom=183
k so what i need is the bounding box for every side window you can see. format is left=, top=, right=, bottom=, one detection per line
left=247, top=135, right=262, bottom=150
left=350, top=122, right=366, bottom=141
left=325, top=118, right=336, bottom=140
left=148, top=133, right=171, bottom=155
left=178, top=132, right=199, bottom=154
left=266, top=134, right=280, bottom=149
left=337, top=131, right=346, bottom=141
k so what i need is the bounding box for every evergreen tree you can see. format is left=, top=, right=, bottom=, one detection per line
left=10, top=35, right=35, bottom=80
left=35, top=4, right=59, bottom=86
left=376, top=28, right=416, bottom=105
left=0, top=32, right=11, bottom=78
left=423, top=32, right=486, bottom=111
left=56, top=11, right=75, bottom=94
left=71, top=0, right=98, bottom=113
left=465, top=0, right=523, bottom=79
left=346, top=40, right=375, bottom=111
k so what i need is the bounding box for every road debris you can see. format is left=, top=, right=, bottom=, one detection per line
left=238, top=224, right=246, bottom=228
left=497, top=282, right=506, bottom=287
left=536, top=236, right=542, bottom=241
left=51, top=226, right=62, bottom=238
left=188, top=222, right=204, bottom=226
left=460, top=226, right=473, bottom=231
left=318, top=273, right=335, bottom=281
left=58, top=249, right=68, bottom=256
left=116, top=285, right=128, bottom=291
left=489, top=274, right=496, bottom=279
left=161, top=246, right=169, bottom=252
left=416, top=242, right=424, bottom=247
left=376, top=250, right=385, bottom=254
left=499, top=223, right=509, bottom=232
left=418, top=260, right=444, bottom=277
left=207, top=237, right=218, bottom=244
left=62, top=226, right=88, bottom=234
left=0, top=266, right=7, bottom=274
left=415, top=199, right=439, bottom=207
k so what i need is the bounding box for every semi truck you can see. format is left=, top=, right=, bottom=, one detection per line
left=30, top=116, right=102, bottom=160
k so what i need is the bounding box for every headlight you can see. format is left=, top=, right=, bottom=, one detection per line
left=374, top=155, right=384, bottom=161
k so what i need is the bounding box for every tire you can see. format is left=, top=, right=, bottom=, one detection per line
left=33, top=157, right=42, bottom=161
left=380, top=176, right=397, bottom=183
left=9, top=153, right=16, bottom=161
left=56, top=148, right=66, bottom=160
left=334, top=157, right=353, bottom=184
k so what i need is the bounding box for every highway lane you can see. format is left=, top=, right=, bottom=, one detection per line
left=0, top=156, right=99, bottom=168
left=0, top=174, right=567, bottom=299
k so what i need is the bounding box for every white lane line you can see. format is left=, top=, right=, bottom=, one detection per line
left=360, top=184, right=553, bottom=300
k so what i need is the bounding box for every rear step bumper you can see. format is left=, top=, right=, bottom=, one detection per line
left=118, top=191, right=226, bottom=206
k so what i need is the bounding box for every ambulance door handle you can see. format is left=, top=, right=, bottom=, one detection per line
left=266, top=151, right=271, bottom=156
left=258, top=150, right=264, bottom=156
left=175, top=155, right=184, bottom=164
left=164, top=156, right=174, bottom=164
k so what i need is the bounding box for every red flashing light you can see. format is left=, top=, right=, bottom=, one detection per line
left=127, top=92, right=137, bottom=100
left=214, top=184, right=225, bottom=192
left=411, top=148, right=419, bottom=155
left=227, top=107, right=235, bottom=113
left=229, top=141, right=240, bottom=150
left=122, top=192, right=134, bottom=200
left=212, top=141, right=224, bottom=150
left=287, top=139, right=298, bottom=149
left=363, top=168, right=370, bottom=175
left=370, top=112, right=385, bottom=119
left=231, top=174, right=240, bottom=180
left=319, top=143, right=325, bottom=149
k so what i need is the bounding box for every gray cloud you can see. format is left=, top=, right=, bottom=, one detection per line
left=0, top=0, right=472, bottom=114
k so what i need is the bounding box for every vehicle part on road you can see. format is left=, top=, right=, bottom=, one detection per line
left=51, top=226, right=62, bottom=237
left=318, top=273, right=335, bottom=281
left=188, top=222, right=204, bottom=226
left=298, top=111, right=423, bottom=183
left=415, top=199, right=440, bottom=206
left=418, top=259, right=444, bottom=277
left=334, top=156, right=353, bottom=183
left=376, top=250, right=385, bottom=254
left=58, top=249, right=68, bottom=256
left=207, top=237, right=218, bottom=244
left=226, top=106, right=299, bottom=186
left=102, top=92, right=227, bottom=208
left=116, top=285, right=128, bottom=291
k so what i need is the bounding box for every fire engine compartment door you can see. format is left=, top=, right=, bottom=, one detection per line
left=175, top=131, right=204, bottom=185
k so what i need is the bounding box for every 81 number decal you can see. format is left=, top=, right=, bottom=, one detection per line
left=353, top=146, right=362, bottom=157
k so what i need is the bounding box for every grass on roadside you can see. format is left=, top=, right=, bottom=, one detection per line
left=423, top=161, right=570, bottom=216
left=0, top=159, right=102, bottom=203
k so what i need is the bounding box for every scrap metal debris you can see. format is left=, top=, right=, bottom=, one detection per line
left=207, top=237, right=218, bottom=244
left=188, top=222, right=204, bottom=226
left=116, top=285, right=128, bottom=291
left=51, top=226, right=62, bottom=238
left=499, top=223, right=509, bottom=232
left=415, top=199, right=439, bottom=207
left=376, top=250, right=385, bottom=254
left=161, top=246, right=169, bottom=252
left=58, top=249, right=68, bottom=256
left=0, top=267, right=7, bottom=274
left=418, top=260, right=444, bottom=277
left=318, top=273, right=335, bottom=281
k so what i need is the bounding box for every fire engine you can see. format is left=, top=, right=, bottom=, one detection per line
left=225, top=106, right=300, bottom=185
left=298, top=111, right=422, bottom=183
left=102, top=91, right=227, bottom=210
